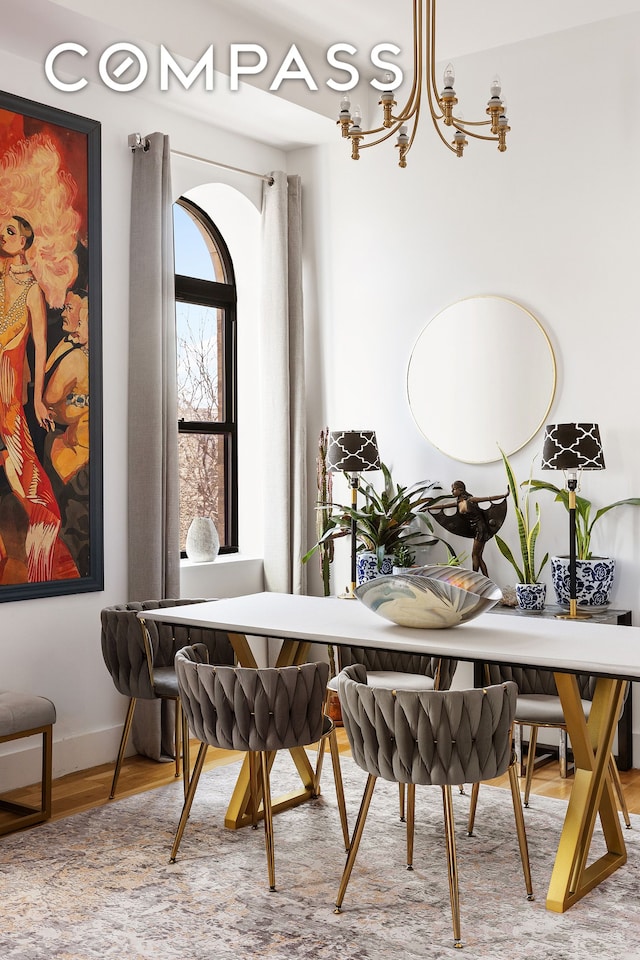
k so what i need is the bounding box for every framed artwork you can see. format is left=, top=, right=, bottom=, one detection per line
left=0, top=91, right=102, bottom=602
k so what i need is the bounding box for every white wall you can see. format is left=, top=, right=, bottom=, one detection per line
left=0, top=34, right=284, bottom=788
left=297, top=15, right=640, bottom=747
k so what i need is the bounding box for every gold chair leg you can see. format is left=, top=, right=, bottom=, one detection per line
left=399, top=782, right=406, bottom=821
left=328, top=729, right=350, bottom=851
left=314, top=687, right=332, bottom=788
left=314, top=735, right=326, bottom=795
left=248, top=752, right=259, bottom=829
left=179, top=701, right=190, bottom=798
left=442, top=784, right=462, bottom=948
left=559, top=728, right=568, bottom=779
left=334, top=774, right=377, bottom=913
left=467, top=781, right=480, bottom=836
left=174, top=698, right=181, bottom=780
left=260, top=751, right=276, bottom=891
left=609, top=754, right=631, bottom=829
left=523, top=725, right=538, bottom=808
left=508, top=762, right=534, bottom=900
left=512, top=721, right=523, bottom=775
left=406, top=783, right=415, bottom=869
left=110, top=697, right=137, bottom=799
left=170, top=741, right=208, bottom=862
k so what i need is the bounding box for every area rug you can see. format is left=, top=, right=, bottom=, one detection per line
left=1, top=753, right=639, bottom=960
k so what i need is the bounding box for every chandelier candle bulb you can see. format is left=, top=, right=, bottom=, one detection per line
left=338, top=95, right=352, bottom=137
left=443, top=63, right=455, bottom=90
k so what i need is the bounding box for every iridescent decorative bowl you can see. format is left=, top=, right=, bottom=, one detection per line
left=355, top=565, right=502, bottom=629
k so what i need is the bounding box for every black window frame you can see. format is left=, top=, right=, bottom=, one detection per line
left=175, top=197, right=238, bottom=554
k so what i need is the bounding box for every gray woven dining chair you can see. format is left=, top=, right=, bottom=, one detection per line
left=334, top=664, right=533, bottom=949
left=171, top=646, right=349, bottom=891
left=100, top=599, right=235, bottom=799
left=483, top=663, right=630, bottom=826
left=320, top=645, right=458, bottom=822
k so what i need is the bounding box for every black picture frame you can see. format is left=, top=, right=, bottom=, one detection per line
left=0, top=90, right=102, bottom=602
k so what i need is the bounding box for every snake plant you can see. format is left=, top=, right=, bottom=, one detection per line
left=495, top=448, right=548, bottom=584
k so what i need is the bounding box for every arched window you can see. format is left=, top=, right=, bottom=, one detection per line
left=174, top=197, right=237, bottom=554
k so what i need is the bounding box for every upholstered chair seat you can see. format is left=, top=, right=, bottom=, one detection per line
left=171, top=646, right=349, bottom=891
left=322, top=644, right=458, bottom=821
left=334, top=664, right=533, bottom=949
left=100, top=599, right=235, bottom=799
left=484, top=663, right=630, bottom=824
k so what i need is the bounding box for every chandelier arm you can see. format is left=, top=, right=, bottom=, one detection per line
left=428, top=0, right=439, bottom=105
left=404, top=0, right=423, bottom=117
left=356, top=122, right=396, bottom=138
left=387, top=0, right=422, bottom=136
left=425, top=0, right=445, bottom=122
left=429, top=108, right=458, bottom=154
left=453, top=118, right=492, bottom=128
left=457, top=128, right=500, bottom=143
left=358, top=127, right=412, bottom=150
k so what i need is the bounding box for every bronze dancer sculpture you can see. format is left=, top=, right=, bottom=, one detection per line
left=429, top=480, right=509, bottom=577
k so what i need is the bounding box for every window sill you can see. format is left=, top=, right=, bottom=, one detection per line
left=180, top=553, right=264, bottom=598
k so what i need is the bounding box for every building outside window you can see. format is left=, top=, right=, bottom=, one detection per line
left=173, top=197, right=238, bottom=554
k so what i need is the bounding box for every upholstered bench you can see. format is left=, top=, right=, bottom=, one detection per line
left=0, top=690, right=56, bottom=836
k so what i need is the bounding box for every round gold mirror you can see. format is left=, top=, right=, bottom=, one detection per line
left=407, top=296, right=556, bottom=464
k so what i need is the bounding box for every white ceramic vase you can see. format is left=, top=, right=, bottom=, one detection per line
left=185, top=517, right=220, bottom=562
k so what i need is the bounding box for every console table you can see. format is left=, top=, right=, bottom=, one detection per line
left=485, top=604, right=633, bottom=770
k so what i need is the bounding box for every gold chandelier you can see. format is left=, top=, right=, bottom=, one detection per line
left=337, top=0, right=510, bottom=167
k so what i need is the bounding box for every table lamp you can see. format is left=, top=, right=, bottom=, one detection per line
left=541, top=423, right=605, bottom=620
left=326, top=429, right=380, bottom=598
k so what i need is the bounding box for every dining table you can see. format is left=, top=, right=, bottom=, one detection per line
left=138, top=590, right=640, bottom=914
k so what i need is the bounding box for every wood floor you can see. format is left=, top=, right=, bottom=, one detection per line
left=3, top=727, right=640, bottom=832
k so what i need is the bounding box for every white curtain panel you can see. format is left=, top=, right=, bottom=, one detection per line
left=127, top=132, right=180, bottom=760
left=127, top=132, right=180, bottom=602
left=261, top=172, right=307, bottom=596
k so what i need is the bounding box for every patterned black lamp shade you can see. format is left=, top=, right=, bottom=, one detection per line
left=326, top=430, right=380, bottom=474
left=541, top=423, right=605, bottom=472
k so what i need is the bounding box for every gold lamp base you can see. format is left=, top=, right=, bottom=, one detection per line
left=554, top=599, right=592, bottom=621
left=338, top=584, right=357, bottom=600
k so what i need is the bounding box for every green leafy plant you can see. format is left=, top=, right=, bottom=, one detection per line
left=495, top=448, right=548, bottom=584
left=522, top=480, right=640, bottom=561
left=392, top=541, right=416, bottom=568
left=303, top=462, right=457, bottom=572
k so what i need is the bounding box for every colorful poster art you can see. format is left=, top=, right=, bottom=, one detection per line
left=0, top=91, right=102, bottom=601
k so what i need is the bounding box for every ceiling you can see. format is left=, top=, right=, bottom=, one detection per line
left=48, top=0, right=640, bottom=62
left=18, top=1, right=640, bottom=150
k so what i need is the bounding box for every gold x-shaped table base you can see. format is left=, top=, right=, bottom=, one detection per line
left=223, top=632, right=316, bottom=830
left=546, top=673, right=628, bottom=912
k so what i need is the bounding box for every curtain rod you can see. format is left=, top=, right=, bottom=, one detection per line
left=128, top=134, right=274, bottom=185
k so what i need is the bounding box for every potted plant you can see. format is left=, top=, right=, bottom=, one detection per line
left=392, top=541, right=416, bottom=574
left=494, top=449, right=549, bottom=610
left=523, top=478, right=640, bottom=608
left=303, top=462, right=457, bottom=585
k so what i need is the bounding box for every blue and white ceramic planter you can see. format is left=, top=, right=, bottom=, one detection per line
left=550, top=555, right=615, bottom=608
left=356, top=551, right=394, bottom=585
left=515, top=582, right=546, bottom=611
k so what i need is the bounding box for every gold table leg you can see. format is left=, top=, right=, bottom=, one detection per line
left=224, top=632, right=315, bottom=830
left=546, top=673, right=627, bottom=912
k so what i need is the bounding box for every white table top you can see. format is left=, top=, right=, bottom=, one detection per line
left=139, top=592, right=640, bottom=681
